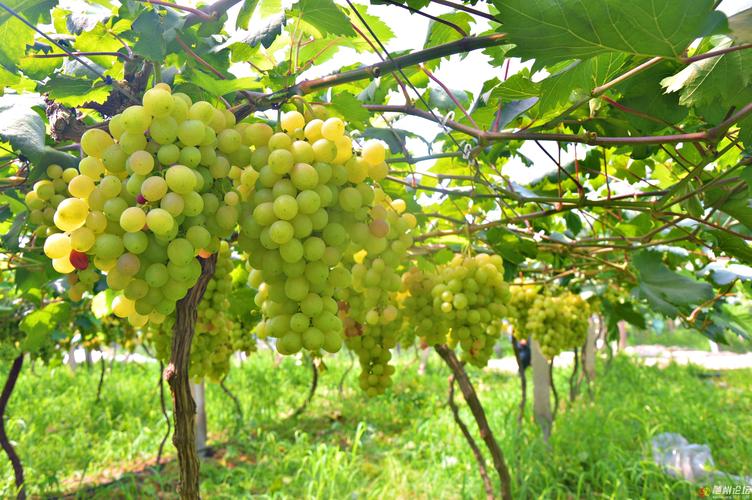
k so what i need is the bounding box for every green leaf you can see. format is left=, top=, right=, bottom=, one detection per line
left=495, top=0, right=725, bottom=63
left=425, top=12, right=473, bottom=48
left=20, top=301, right=71, bottom=352
left=564, top=212, right=582, bottom=235
left=662, top=39, right=752, bottom=107
left=537, top=53, right=626, bottom=114
left=604, top=300, right=646, bottom=329
left=213, top=14, right=285, bottom=52
left=489, top=70, right=540, bottom=101
left=729, top=7, right=752, bottom=43
left=428, top=86, right=470, bottom=112
left=37, top=74, right=111, bottom=107
left=433, top=248, right=454, bottom=265
left=712, top=231, right=752, bottom=263
left=178, top=70, right=262, bottom=97
left=294, top=0, right=355, bottom=37
left=632, top=251, right=714, bottom=316
left=331, top=91, right=369, bottom=125
left=131, top=10, right=165, bottom=61
left=236, top=0, right=260, bottom=29
left=0, top=94, right=78, bottom=179
left=345, top=4, right=394, bottom=50
left=0, top=16, right=33, bottom=72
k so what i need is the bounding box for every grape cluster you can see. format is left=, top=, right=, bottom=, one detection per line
left=432, top=253, right=510, bottom=367
left=26, top=165, right=102, bottom=301
left=343, top=195, right=416, bottom=395
left=508, top=285, right=591, bottom=359
left=399, top=266, right=447, bottom=345
left=35, top=84, right=249, bottom=327
left=240, top=109, right=391, bottom=356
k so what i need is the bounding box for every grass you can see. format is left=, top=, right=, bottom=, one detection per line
left=0, top=349, right=750, bottom=499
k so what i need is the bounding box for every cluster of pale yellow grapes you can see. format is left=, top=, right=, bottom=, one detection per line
left=399, top=266, right=447, bottom=345
left=26, top=165, right=101, bottom=300
left=343, top=196, right=415, bottom=395
left=34, top=83, right=257, bottom=328
left=508, top=285, right=591, bottom=359
left=241, top=107, right=393, bottom=357
left=432, top=253, right=510, bottom=367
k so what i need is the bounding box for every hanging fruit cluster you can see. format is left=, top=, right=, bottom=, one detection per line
left=33, top=84, right=252, bottom=328
left=342, top=195, right=416, bottom=396
left=508, top=284, right=592, bottom=359
left=240, top=107, right=395, bottom=358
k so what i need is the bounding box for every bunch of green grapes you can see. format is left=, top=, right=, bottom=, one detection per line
left=509, top=285, right=591, bottom=359
left=35, top=84, right=254, bottom=327
left=432, top=253, right=510, bottom=367
left=25, top=163, right=70, bottom=237
left=341, top=194, right=416, bottom=396
left=399, top=266, right=448, bottom=345
left=240, top=108, right=391, bottom=356
left=507, top=283, right=541, bottom=337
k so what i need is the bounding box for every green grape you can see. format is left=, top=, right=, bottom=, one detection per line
left=120, top=206, right=147, bottom=232
left=141, top=176, right=168, bottom=201
left=165, top=165, right=197, bottom=194
left=143, top=88, right=175, bottom=117
left=80, top=129, right=115, bottom=158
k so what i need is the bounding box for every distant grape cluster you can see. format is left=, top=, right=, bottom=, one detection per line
left=433, top=253, right=510, bottom=367
left=241, top=107, right=393, bottom=357
left=342, top=195, right=416, bottom=395
left=508, top=284, right=591, bottom=359
left=33, top=84, right=250, bottom=328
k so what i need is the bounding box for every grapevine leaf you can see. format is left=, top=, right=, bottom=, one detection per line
left=662, top=39, right=752, bottom=107
left=20, top=301, right=71, bottom=352
left=632, top=251, right=714, bottom=316
left=495, top=0, right=727, bottom=63
left=212, top=14, right=285, bottom=52
left=236, top=0, right=260, bottom=29
left=177, top=70, right=262, bottom=97
left=37, top=74, right=111, bottom=107
left=331, top=91, right=369, bottom=125
left=425, top=12, right=473, bottom=48
left=712, top=231, right=752, bottom=264
left=489, top=70, right=540, bottom=101
left=729, top=7, right=752, bottom=43
left=497, top=97, right=538, bottom=128
left=293, top=0, right=355, bottom=37
left=537, top=53, right=626, bottom=115
left=131, top=9, right=166, bottom=61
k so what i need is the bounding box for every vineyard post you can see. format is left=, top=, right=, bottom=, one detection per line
left=511, top=338, right=527, bottom=425
left=531, top=339, right=552, bottom=440
left=164, top=254, right=217, bottom=500
left=583, top=317, right=597, bottom=381
left=0, top=354, right=25, bottom=500
left=191, top=381, right=208, bottom=457
left=617, top=321, right=628, bottom=351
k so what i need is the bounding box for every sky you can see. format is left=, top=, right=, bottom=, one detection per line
left=224, top=0, right=752, bottom=191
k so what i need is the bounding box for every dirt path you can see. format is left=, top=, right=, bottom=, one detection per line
left=486, top=345, right=752, bottom=374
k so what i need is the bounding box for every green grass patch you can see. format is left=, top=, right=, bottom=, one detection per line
left=0, top=351, right=750, bottom=498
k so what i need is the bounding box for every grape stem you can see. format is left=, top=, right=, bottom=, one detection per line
left=434, top=345, right=513, bottom=500
left=0, top=354, right=25, bottom=500
left=447, top=373, right=495, bottom=500
left=95, top=354, right=106, bottom=402
left=164, top=254, right=217, bottom=500
left=288, top=356, right=318, bottom=419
